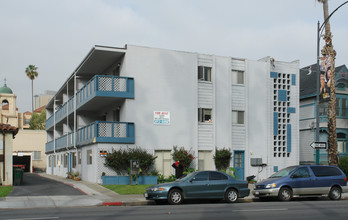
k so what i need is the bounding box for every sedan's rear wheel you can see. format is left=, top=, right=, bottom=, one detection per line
left=329, top=186, right=342, bottom=200
left=225, top=188, right=238, bottom=203
left=168, top=189, right=183, bottom=205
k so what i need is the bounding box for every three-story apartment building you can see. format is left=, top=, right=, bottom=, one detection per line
left=45, top=45, right=299, bottom=183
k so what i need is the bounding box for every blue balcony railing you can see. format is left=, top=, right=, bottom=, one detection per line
left=45, top=75, right=134, bottom=130
left=45, top=121, right=135, bottom=153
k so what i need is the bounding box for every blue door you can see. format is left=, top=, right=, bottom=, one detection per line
left=234, top=151, right=245, bottom=180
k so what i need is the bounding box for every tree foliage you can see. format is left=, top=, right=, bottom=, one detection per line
left=105, top=147, right=157, bottom=175
left=338, top=157, right=348, bottom=177
left=25, top=64, right=39, bottom=112
left=214, top=148, right=232, bottom=171
left=29, top=110, right=46, bottom=130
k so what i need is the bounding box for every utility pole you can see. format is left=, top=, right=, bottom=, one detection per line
left=318, top=0, right=338, bottom=166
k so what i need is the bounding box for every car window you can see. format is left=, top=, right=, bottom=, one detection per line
left=292, top=167, right=310, bottom=178
left=210, top=172, right=228, bottom=181
left=310, top=166, right=342, bottom=177
left=270, top=166, right=297, bottom=178
left=192, top=172, right=209, bottom=181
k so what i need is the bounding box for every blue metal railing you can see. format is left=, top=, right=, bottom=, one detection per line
left=45, top=121, right=135, bottom=153
left=45, top=75, right=134, bottom=130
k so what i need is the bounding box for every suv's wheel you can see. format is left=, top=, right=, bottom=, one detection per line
left=329, top=186, right=342, bottom=200
left=225, top=188, right=238, bottom=203
left=278, top=187, right=292, bottom=201
left=168, top=189, right=183, bottom=205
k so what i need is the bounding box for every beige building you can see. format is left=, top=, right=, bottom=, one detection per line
left=0, top=81, right=50, bottom=173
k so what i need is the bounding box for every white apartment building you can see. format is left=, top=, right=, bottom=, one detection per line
left=45, top=45, right=299, bottom=183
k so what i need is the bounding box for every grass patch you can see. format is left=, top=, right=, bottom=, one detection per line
left=0, top=186, right=13, bottom=197
left=103, top=184, right=152, bottom=195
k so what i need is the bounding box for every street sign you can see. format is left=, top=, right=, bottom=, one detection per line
left=310, top=142, right=327, bottom=149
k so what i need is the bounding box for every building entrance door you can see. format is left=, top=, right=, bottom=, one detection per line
left=234, top=151, right=245, bottom=180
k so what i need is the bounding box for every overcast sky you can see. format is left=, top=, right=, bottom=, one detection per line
left=1, top=0, right=347, bottom=112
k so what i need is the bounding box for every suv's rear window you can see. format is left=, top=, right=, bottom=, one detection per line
left=310, top=166, right=342, bottom=177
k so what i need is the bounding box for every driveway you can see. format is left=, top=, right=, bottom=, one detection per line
left=8, top=173, right=86, bottom=196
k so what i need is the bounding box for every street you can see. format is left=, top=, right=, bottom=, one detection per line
left=1, top=199, right=348, bottom=220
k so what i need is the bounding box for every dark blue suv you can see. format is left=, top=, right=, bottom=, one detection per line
left=253, top=165, right=348, bottom=201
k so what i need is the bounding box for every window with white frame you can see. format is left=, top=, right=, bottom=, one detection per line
left=232, top=111, right=244, bottom=124
left=232, top=70, right=244, bottom=85
left=87, top=150, right=93, bottom=165
left=32, top=151, right=41, bottom=160
left=198, top=108, right=212, bottom=123
left=198, top=66, right=212, bottom=82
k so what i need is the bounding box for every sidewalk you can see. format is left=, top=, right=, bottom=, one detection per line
left=0, top=173, right=155, bottom=209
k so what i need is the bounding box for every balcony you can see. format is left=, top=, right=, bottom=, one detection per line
left=46, top=75, right=134, bottom=130
left=45, top=121, right=135, bottom=153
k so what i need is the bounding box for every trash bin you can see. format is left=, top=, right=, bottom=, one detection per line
left=13, top=168, right=24, bottom=186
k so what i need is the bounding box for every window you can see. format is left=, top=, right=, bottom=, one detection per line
left=78, top=151, right=82, bottom=164
left=87, top=150, right=93, bottom=165
left=192, top=172, right=209, bottom=181
left=198, top=66, right=212, bottom=82
left=198, top=108, right=212, bottom=123
left=337, top=133, right=347, bottom=154
left=232, top=111, right=244, bottom=124
left=53, top=155, right=56, bottom=167
left=336, top=98, right=340, bottom=116
left=209, top=172, right=228, bottom=180
left=32, top=151, right=41, bottom=160
left=232, top=70, right=244, bottom=84
left=64, top=154, right=68, bottom=168
left=72, top=152, right=77, bottom=168
left=342, top=99, right=347, bottom=116
left=319, top=103, right=328, bottom=116
left=292, top=167, right=310, bottom=178
left=310, top=166, right=342, bottom=177
left=48, top=156, right=52, bottom=167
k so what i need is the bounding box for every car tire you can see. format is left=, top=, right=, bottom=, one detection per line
left=329, top=186, right=342, bottom=200
left=278, top=187, right=292, bottom=201
left=225, top=188, right=238, bottom=203
left=168, top=189, right=183, bottom=205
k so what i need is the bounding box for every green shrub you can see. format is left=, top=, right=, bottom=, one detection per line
left=172, top=146, right=194, bottom=171
left=214, top=148, right=232, bottom=171
left=105, top=147, right=157, bottom=175
left=338, top=157, right=348, bottom=177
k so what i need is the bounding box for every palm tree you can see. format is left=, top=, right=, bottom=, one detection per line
left=25, top=65, right=39, bottom=112
left=318, top=0, right=338, bottom=166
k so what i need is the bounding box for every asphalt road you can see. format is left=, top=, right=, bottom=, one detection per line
left=1, top=200, right=348, bottom=220
left=8, top=173, right=85, bottom=196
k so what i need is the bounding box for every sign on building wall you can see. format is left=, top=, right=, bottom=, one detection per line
left=154, top=111, right=170, bottom=125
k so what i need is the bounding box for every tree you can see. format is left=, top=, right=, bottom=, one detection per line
left=214, top=148, right=232, bottom=171
left=29, top=110, right=46, bottom=130
left=25, top=65, right=39, bottom=112
left=318, top=0, right=338, bottom=166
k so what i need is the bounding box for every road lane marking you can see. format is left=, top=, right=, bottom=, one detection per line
left=232, top=208, right=288, bottom=212
left=6, top=217, right=59, bottom=220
